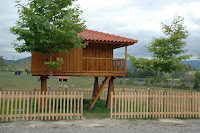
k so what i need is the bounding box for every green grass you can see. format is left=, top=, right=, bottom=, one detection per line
left=0, top=71, right=198, bottom=93
left=83, top=99, right=110, bottom=118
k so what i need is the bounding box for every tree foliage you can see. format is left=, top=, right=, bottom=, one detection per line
left=193, top=71, right=200, bottom=89
left=10, top=0, right=86, bottom=90
left=11, top=0, right=86, bottom=54
left=0, top=56, right=6, bottom=69
left=129, top=16, right=191, bottom=88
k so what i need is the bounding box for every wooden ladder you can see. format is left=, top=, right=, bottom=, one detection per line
left=89, top=77, right=111, bottom=109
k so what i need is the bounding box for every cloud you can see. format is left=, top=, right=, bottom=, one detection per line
left=0, top=0, right=200, bottom=60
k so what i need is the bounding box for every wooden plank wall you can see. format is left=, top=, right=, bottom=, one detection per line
left=82, top=43, right=113, bottom=71
left=31, top=48, right=82, bottom=75
left=0, top=91, right=83, bottom=122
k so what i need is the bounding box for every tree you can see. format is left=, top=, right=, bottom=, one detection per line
left=129, top=16, right=191, bottom=88
left=10, top=0, right=86, bottom=90
left=193, top=71, right=200, bottom=89
left=0, top=56, right=6, bottom=70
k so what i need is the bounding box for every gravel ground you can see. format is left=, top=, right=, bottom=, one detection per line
left=1, top=118, right=200, bottom=133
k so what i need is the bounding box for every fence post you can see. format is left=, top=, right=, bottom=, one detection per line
left=111, top=92, right=113, bottom=118
left=148, top=89, right=150, bottom=112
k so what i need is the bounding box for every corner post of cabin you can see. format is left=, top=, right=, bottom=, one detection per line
left=106, top=76, right=115, bottom=108
left=93, top=77, right=99, bottom=98
left=125, top=45, right=127, bottom=72
left=40, top=75, right=48, bottom=109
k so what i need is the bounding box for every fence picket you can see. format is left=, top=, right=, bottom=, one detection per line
left=0, top=90, right=83, bottom=121
left=110, top=90, right=200, bottom=119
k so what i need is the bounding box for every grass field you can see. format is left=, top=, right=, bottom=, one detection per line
left=0, top=71, right=198, bottom=118
left=0, top=71, right=197, bottom=93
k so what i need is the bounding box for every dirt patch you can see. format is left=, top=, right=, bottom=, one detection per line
left=1, top=118, right=200, bottom=133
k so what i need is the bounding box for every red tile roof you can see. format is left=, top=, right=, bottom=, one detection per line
left=78, top=29, right=138, bottom=44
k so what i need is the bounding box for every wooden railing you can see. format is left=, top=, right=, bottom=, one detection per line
left=82, top=57, right=126, bottom=72
left=113, top=58, right=125, bottom=72
left=0, top=91, right=83, bottom=122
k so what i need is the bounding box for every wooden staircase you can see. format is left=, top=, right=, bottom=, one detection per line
left=89, top=77, right=111, bottom=109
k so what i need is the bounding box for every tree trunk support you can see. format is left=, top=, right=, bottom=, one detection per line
left=106, top=77, right=115, bottom=108
left=92, top=77, right=99, bottom=98
left=89, top=77, right=111, bottom=109
left=40, top=75, right=48, bottom=109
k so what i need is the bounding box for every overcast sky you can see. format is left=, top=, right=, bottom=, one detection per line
left=0, top=0, right=200, bottom=60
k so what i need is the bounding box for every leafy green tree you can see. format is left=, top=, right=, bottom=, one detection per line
left=193, top=71, right=200, bottom=89
left=0, top=56, right=6, bottom=70
left=10, top=0, right=86, bottom=90
left=129, top=16, right=191, bottom=88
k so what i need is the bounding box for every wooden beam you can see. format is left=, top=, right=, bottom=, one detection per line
left=92, top=77, right=99, bottom=98
left=89, top=77, right=111, bottom=109
left=106, top=77, right=115, bottom=108
left=40, top=75, right=48, bottom=109
left=125, top=46, right=127, bottom=72
left=32, top=71, right=126, bottom=77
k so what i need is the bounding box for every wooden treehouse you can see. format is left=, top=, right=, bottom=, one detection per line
left=31, top=29, right=138, bottom=109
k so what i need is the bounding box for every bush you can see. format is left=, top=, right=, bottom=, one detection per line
left=193, top=83, right=199, bottom=89
left=179, top=83, right=190, bottom=90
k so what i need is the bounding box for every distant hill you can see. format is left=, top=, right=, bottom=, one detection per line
left=181, top=60, right=200, bottom=70
left=127, top=60, right=200, bottom=70
left=4, top=56, right=31, bottom=64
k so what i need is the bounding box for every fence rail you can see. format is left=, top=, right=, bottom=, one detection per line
left=0, top=91, right=83, bottom=122
left=111, top=91, right=200, bottom=119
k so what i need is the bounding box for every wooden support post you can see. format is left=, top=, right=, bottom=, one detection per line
left=125, top=46, right=127, bottom=72
left=89, top=77, right=111, bottom=109
left=92, top=77, right=99, bottom=98
left=40, top=75, right=48, bottom=109
left=106, top=77, right=115, bottom=109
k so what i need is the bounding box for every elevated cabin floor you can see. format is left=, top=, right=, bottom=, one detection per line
left=31, top=71, right=126, bottom=77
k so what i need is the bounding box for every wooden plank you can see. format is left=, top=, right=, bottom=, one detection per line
left=18, top=91, right=22, bottom=119
left=45, top=91, right=48, bottom=120
left=67, top=91, right=69, bottom=119
left=26, top=91, right=29, bottom=120
left=158, top=92, right=161, bottom=118
left=30, top=91, right=33, bottom=120
left=89, top=77, right=111, bottom=109
left=63, top=91, right=66, bottom=120
left=131, top=92, right=133, bottom=118
left=22, top=91, right=26, bottom=121
left=111, top=92, right=113, bottom=118
left=134, top=91, right=136, bottom=118
left=77, top=91, right=80, bottom=120
left=59, top=91, right=62, bottom=119
left=114, top=92, right=117, bottom=118
left=125, top=92, right=127, bottom=118
left=70, top=92, right=73, bottom=119
left=74, top=91, right=76, bottom=119
left=14, top=91, right=18, bottom=121
left=49, top=91, right=52, bottom=120
left=56, top=91, right=59, bottom=120
left=38, top=91, right=41, bottom=120
left=122, top=92, right=124, bottom=118
left=10, top=91, right=14, bottom=121
left=6, top=91, right=10, bottom=121
left=118, top=92, right=121, bottom=118
left=81, top=91, right=83, bottom=119
left=2, top=92, right=5, bottom=122
left=142, top=92, right=145, bottom=118
left=34, top=91, right=37, bottom=120
left=195, top=93, right=198, bottom=118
